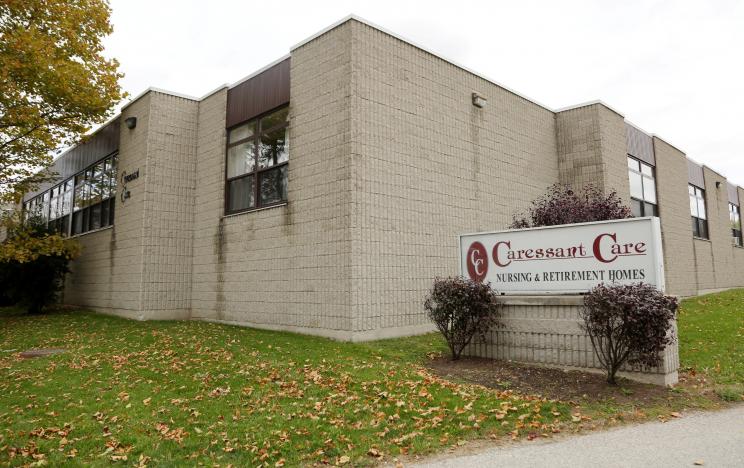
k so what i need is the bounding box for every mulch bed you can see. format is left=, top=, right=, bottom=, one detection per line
left=428, top=356, right=680, bottom=404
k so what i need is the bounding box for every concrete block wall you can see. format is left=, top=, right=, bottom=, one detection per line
left=348, top=20, right=560, bottom=339
left=139, top=92, right=199, bottom=319
left=698, top=167, right=743, bottom=292
left=555, top=103, right=631, bottom=198
left=65, top=94, right=152, bottom=318
left=190, top=88, right=228, bottom=321
left=653, top=137, right=697, bottom=296
left=189, top=22, right=355, bottom=339
left=464, top=296, right=679, bottom=386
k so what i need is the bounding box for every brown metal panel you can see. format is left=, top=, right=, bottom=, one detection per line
left=226, top=58, right=290, bottom=128
left=728, top=182, right=740, bottom=205
left=687, top=159, right=705, bottom=188
left=23, top=118, right=120, bottom=201
left=625, top=123, right=655, bottom=166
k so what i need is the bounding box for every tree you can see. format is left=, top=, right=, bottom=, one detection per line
left=510, top=184, right=632, bottom=229
left=0, top=0, right=124, bottom=202
left=0, top=212, right=81, bottom=312
left=424, top=277, right=501, bottom=360
left=581, top=283, right=677, bottom=385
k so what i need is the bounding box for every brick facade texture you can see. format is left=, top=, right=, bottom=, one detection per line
left=56, top=17, right=743, bottom=346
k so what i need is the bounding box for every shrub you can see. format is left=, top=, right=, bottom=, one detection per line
left=581, top=283, right=678, bottom=385
left=510, top=184, right=632, bottom=229
left=424, top=277, right=501, bottom=360
left=0, top=215, right=80, bottom=313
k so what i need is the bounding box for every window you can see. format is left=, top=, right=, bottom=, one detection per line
left=225, top=106, right=288, bottom=214
left=689, top=185, right=708, bottom=239
left=23, top=153, right=117, bottom=236
left=71, top=154, right=117, bottom=235
left=627, top=156, right=657, bottom=217
left=730, top=203, right=743, bottom=247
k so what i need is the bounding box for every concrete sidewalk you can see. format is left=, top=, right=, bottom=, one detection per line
left=415, top=405, right=744, bottom=468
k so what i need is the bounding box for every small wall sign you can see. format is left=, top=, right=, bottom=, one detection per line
left=122, top=169, right=140, bottom=184
left=120, top=169, right=139, bottom=202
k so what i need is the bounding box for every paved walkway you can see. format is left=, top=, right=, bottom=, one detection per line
left=415, top=405, right=744, bottom=467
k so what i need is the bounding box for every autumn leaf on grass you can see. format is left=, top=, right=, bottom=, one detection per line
left=154, top=423, right=187, bottom=443
left=209, top=386, right=230, bottom=398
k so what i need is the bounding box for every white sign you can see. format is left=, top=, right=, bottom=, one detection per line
left=459, top=217, right=665, bottom=294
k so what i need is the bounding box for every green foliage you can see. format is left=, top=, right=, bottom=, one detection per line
left=0, top=0, right=124, bottom=201
left=424, top=277, right=502, bottom=360
left=678, top=289, right=744, bottom=387
left=582, top=283, right=677, bottom=385
left=0, top=215, right=80, bottom=313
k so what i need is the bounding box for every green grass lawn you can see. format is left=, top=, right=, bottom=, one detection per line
left=678, top=288, right=744, bottom=399
left=1, top=288, right=742, bottom=467
left=0, top=309, right=570, bottom=467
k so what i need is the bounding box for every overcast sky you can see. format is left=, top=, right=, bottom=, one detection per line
left=105, top=0, right=744, bottom=185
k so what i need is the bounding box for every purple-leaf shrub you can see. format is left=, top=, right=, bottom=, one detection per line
left=424, top=277, right=501, bottom=360
left=510, top=184, right=632, bottom=229
left=581, top=283, right=678, bottom=385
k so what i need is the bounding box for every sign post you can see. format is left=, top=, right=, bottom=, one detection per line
left=459, top=217, right=665, bottom=294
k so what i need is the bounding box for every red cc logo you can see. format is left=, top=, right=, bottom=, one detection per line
left=466, top=241, right=488, bottom=282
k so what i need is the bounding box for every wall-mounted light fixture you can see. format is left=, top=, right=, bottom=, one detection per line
left=716, top=181, right=722, bottom=189
left=124, top=117, right=137, bottom=129
left=472, top=92, right=487, bottom=108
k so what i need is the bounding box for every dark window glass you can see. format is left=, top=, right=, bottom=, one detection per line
left=228, top=176, right=255, bottom=212
left=645, top=202, right=658, bottom=217
left=225, top=105, right=288, bottom=213
left=628, top=156, right=657, bottom=218
left=730, top=203, right=742, bottom=246
left=90, top=203, right=102, bottom=230
left=631, top=199, right=643, bottom=217
left=23, top=152, right=119, bottom=236
left=689, top=184, right=708, bottom=239
left=258, top=126, right=288, bottom=169
left=259, top=165, right=288, bottom=206
left=110, top=155, right=118, bottom=196
left=101, top=200, right=109, bottom=227
left=72, top=211, right=84, bottom=235
left=59, top=215, right=69, bottom=236
left=108, top=198, right=115, bottom=227
left=260, top=107, right=288, bottom=131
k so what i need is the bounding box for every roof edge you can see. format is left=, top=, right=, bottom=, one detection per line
left=291, top=14, right=555, bottom=113
left=228, top=54, right=291, bottom=90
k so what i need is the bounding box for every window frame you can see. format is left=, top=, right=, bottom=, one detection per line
left=689, top=184, right=709, bottom=240
left=22, top=152, right=118, bottom=236
left=224, top=104, right=289, bottom=215
left=627, top=156, right=658, bottom=217
left=730, top=202, right=743, bottom=247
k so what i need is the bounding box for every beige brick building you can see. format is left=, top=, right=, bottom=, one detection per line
left=20, top=16, right=744, bottom=341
